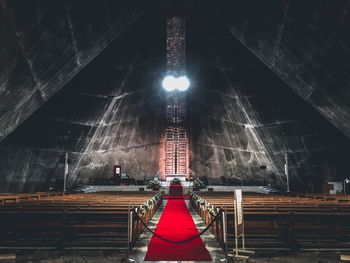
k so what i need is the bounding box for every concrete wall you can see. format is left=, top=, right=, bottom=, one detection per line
left=0, top=1, right=349, bottom=192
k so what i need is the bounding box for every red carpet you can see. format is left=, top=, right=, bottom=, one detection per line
left=163, top=195, right=189, bottom=199
left=144, top=199, right=211, bottom=261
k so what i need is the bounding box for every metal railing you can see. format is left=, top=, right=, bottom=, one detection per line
left=128, top=191, right=165, bottom=249
left=189, top=192, right=227, bottom=249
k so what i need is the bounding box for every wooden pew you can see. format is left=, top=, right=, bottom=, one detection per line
left=0, top=191, right=164, bottom=249
left=190, top=192, right=350, bottom=251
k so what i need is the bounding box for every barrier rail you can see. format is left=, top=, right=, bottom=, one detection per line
left=128, top=191, right=164, bottom=248
left=189, top=192, right=227, bottom=250
left=131, top=205, right=222, bottom=244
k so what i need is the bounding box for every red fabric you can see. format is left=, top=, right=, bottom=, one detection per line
left=144, top=199, right=211, bottom=261
left=163, top=195, right=189, bottom=199
left=169, top=184, right=183, bottom=195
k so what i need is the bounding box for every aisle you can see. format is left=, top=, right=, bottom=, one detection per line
left=144, top=199, right=211, bottom=261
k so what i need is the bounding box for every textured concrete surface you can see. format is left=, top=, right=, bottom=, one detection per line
left=187, top=20, right=350, bottom=191
left=218, top=1, right=350, bottom=140
left=0, top=1, right=349, bottom=192
left=0, top=10, right=166, bottom=192
left=0, top=0, right=147, bottom=142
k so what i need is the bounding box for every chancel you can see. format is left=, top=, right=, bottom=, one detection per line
left=0, top=0, right=350, bottom=262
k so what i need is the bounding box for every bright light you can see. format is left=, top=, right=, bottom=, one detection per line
left=162, top=76, right=176, bottom=92
left=177, top=76, right=190, bottom=91
left=162, top=75, right=190, bottom=92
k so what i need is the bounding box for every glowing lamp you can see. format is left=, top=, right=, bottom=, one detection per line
left=177, top=76, right=190, bottom=91
left=162, top=75, right=190, bottom=92
left=162, top=76, right=176, bottom=92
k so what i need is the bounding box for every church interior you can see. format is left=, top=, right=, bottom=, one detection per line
left=0, top=0, right=350, bottom=262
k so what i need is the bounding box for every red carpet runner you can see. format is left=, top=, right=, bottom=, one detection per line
left=163, top=195, right=189, bottom=200
left=144, top=199, right=212, bottom=261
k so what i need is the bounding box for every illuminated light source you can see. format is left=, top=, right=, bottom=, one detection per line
left=177, top=76, right=190, bottom=91
left=162, top=76, right=176, bottom=92
left=162, top=75, right=190, bottom=92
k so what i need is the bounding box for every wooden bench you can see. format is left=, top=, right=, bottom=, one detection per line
left=190, top=192, right=350, bottom=251
left=0, top=191, right=164, bottom=249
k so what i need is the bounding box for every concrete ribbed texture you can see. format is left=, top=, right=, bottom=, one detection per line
left=0, top=1, right=349, bottom=192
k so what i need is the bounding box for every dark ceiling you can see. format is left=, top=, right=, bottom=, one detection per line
left=0, top=0, right=349, bottom=192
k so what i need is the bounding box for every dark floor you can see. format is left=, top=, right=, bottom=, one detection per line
left=0, top=250, right=347, bottom=262
left=0, top=199, right=348, bottom=262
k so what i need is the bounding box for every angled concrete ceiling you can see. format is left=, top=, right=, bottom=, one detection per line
left=0, top=0, right=349, bottom=193
left=218, top=0, right=350, bottom=139
left=0, top=0, right=147, bottom=142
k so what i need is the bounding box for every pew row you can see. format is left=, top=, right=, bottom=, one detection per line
left=0, top=191, right=164, bottom=249
left=190, top=192, right=350, bottom=251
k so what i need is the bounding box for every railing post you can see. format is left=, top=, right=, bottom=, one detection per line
left=127, top=202, right=131, bottom=259
left=224, top=203, right=228, bottom=255
left=130, top=210, right=133, bottom=244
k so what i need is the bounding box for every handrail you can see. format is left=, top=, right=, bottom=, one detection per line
left=128, top=191, right=165, bottom=248
left=189, top=192, right=227, bottom=249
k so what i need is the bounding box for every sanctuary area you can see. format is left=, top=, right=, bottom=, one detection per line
left=0, top=1, right=349, bottom=262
